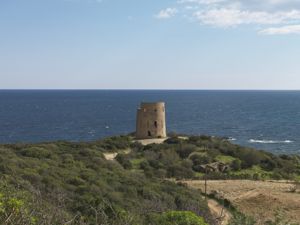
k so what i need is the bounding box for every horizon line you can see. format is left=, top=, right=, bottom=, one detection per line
left=0, top=88, right=300, bottom=91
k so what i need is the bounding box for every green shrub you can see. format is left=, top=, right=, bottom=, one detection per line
left=177, top=144, right=198, bottom=158
left=167, top=164, right=194, bottom=179
left=229, top=212, right=255, bottom=225
left=231, top=159, right=242, bottom=171
left=190, top=153, right=212, bottom=165
left=159, top=149, right=180, bottom=165
left=0, top=192, right=36, bottom=225
left=164, top=137, right=183, bottom=145
left=21, top=147, right=53, bottom=159
left=1, top=134, right=300, bottom=224
left=260, top=157, right=277, bottom=171
left=155, top=211, right=208, bottom=225
left=115, top=153, right=132, bottom=169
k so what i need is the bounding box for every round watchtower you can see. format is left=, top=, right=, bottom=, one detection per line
left=136, top=102, right=167, bottom=139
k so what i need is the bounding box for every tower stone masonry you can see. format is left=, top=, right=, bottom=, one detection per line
left=136, top=102, right=167, bottom=139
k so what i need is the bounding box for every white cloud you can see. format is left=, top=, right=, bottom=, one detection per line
left=159, top=0, right=300, bottom=34
left=266, top=0, right=300, bottom=5
left=178, top=0, right=226, bottom=4
left=194, top=9, right=300, bottom=27
left=155, top=8, right=178, bottom=19
left=178, top=0, right=300, bottom=8
left=260, top=24, right=300, bottom=34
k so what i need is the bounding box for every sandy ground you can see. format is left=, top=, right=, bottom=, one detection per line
left=103, top=149, right=131, bottom=160
left=207, top=199, right=232, bottom=225
left=103, top=153, right=118, bottom=160
left=182, top=180, right=300, bottom=225
left=135, top=138, right=168, bottom=145
left=135, top=136, right=188, bottom=145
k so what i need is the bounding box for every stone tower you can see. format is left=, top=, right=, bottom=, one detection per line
left=136, top=102, right=167, bottom=139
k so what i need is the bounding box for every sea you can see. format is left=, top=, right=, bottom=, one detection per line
left=0, top=90, right=300, bottom=155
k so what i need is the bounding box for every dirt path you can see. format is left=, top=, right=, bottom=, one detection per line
left=103, top=149, right=131, bottom=161
left=182, top=180, right=300, bottom=224
left=207, top=199, right=232, bottom=225
left=103, top=152, right=118, bottom=160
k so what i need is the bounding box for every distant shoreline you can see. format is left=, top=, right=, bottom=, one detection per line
left=1, top=89, right=300, bottom=91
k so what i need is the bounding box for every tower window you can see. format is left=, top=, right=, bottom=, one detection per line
left=154, top=121, right=158, bottom=128
left=148, top=131, right=152, bottom=137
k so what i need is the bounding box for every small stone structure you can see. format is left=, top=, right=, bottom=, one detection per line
left=136, top=102, right=167, bottom=139
left=198, top=162, right=229, bottom=173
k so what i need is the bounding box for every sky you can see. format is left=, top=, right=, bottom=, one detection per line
left=0, top=0, right=300, bottom=90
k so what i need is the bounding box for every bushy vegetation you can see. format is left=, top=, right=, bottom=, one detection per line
left=0, top=183, right=35, bottom=225
left=126, top=135, right=300, bottom=181
left=152, top=211, right=208, bottom=225
left=1, top=134, right=300, bottom=224
left=0, top=136, right=212, bottom=225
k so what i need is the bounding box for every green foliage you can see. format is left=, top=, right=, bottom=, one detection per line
left=99, top=135, right=132, bottom=151
left=190, top=153, right=212, bottom=165
left=176, top=144, right=198, bottom=158
left=164, top=137, right=183, bottom=145
left=115, top=153, right=132, bottom=169
left=129, top=136, right=300, bottom=180
left=231, top=159, right=242, bottom=171
left=0, top=136, right=212, bottom=225
left=155, top=211, right=208, bottom=225
left=229, top=213, right=255, bottom=225
left=1, top=134, right=300, bottom=224
left=216, top=155, right=236, bottom=164
left=0, top=181, right=70, bottom=225
left=0, top=192, right=35, bottom=225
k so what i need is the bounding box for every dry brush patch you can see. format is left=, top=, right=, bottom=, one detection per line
left=182, top=180, right=300, bottom=225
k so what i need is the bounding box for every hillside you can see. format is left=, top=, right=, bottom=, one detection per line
left=0, top=136, right=212, bottom=225
left=183, top=180, right=300, bottom=225
left=0, top=134, right=300, bottom=225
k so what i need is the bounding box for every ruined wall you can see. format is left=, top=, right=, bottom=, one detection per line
left=136, top=102, right=167, bottom=139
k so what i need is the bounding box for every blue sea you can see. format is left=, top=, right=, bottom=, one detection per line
left=0, top=90, right=300, bottom=154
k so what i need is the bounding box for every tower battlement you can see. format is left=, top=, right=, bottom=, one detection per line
left=136, top=102, right=167, bottom=139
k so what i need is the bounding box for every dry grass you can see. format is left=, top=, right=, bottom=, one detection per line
left=182, top=180, right=300, bottom=225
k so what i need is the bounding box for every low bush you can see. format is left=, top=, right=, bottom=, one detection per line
left=154, top=211, right=208, bottom=225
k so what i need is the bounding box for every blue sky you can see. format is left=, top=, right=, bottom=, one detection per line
left=1, top=0, right=300, bottom=89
